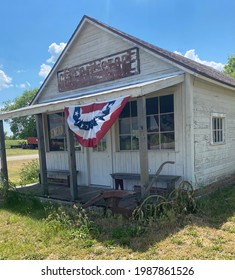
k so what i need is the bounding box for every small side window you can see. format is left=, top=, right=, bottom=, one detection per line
left=211, top=113, right=225, bottom=145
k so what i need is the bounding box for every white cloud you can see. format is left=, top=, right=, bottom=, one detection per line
left=16, top=81, right=31, bottom=89
left=46, top=42, right=67, bottom=64
left=174, top=49, right=225, bottom=72
left=39, top=42, right=66, bottom=80
left=0, top=70, right=13, bottom=90
left=39, top=63, right=52, bottom=79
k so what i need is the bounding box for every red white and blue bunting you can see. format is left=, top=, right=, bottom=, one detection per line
left=65, top=96, right=130, bottom=147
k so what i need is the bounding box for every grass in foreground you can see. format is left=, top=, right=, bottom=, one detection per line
left=6, top=148, right=38, bottom=157
left=0, top=186, right=234, bottom=260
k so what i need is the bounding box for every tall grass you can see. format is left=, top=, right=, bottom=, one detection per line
left=0, top=185, right=234, bottom=260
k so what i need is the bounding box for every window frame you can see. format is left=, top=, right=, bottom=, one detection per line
left=211, top=113, right=226, bottom=145
left=118, top=99, right=139, bottom=151
left=146, top=94, right=175, bottom=150
left=47, top=111, right=82, bottom=152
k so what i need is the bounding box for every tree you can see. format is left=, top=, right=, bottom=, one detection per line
left=223, top=54, right=235, bottom=78
left=1, top=88, right=38, bottom=139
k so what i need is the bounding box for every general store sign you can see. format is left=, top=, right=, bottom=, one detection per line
left=57, top=47, right=140, bottom=92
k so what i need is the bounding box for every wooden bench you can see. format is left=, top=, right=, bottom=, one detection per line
left=39, top=169, right=79, bottom=186
left=110, top=173, right=181, bottom=193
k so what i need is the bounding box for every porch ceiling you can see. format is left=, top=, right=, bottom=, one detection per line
left=0, top=73, right=184, bottom=120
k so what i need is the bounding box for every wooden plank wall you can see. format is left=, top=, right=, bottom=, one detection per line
left=193, top=79, right=235, bottom=186
left=37, top=22, right=179, bottom=103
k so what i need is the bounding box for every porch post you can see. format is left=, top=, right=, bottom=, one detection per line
left=184, top=74, right=195, bottom=184
left=35, top=114, right=48, bottom=195
left=0, top=120, right=8, bottom=185
left=137, top=96, right=149, bottom=198
left=65, top=121, right=78, bottom=201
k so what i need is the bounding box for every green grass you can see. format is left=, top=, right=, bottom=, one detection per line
left=0, top=185, right=234, bottom=260
left=5, top=139, right=26, bottom=149
left=5, top=140, right=38, bottom=156
left=8, top=159, right=38, bottom=185
left=6, top=148, right=38, bottom=157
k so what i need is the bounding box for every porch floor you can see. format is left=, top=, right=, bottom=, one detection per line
left=16, top=184, right=141, bottom=210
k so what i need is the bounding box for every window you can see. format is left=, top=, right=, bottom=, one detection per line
left=119, top=100, right=139, bottom=150
left=93, top=135, right=107, bottom=152
left=47, top=112, right=82, bottom=151
left=48, top=112, right=66, bottom=151
left=211, top=113, right=225, bottom=144
left=146, top=94, right=175, bottom=149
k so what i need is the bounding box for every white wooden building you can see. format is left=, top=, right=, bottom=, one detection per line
left=1, top=16, right=235, bottom=200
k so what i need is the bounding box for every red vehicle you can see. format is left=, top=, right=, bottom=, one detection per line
left=22, top=137, right=38, bottom=149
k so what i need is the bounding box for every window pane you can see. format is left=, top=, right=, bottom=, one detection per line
left=131, top=101, right=137, bottom=117
left=213, top=118, right=216, bottom=130
left=219, top=131, right=223, bottom=142
left=160, top=132, right=175, bottom=149
left=119, top=118, right=131, bottom=134
left=131, top=116, right=138, bottom=130
left=146, top=97, right=158, bottom=115
left=119, top=102, right=130, bottom=118
left=120, top=135, right=132, bottom=150
left=147, top=133, right=160, bottom=150
left=147, top=115, right=159, bottom=132
left=160, top=95, right=174, bottom=113
left=160, top=113, right=174, bottom=132
left=213, top=130, right=216, bottom=143
left=48, top=113, right=66, bottom=151
left=132, top=136, right=139, bottom=150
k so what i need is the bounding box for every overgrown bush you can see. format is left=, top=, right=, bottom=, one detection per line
left=20, top=159, right=39, bottom=185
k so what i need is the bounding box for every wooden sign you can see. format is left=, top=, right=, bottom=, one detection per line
left=57, top=47, right=140, bottom=92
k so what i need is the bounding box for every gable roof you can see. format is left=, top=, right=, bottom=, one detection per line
left=32, top=15, right=235, bottom=104
left=86, top=16, right=235, bottom=88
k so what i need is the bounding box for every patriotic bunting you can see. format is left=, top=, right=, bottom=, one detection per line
left=65, top=96, right=130, bottom=147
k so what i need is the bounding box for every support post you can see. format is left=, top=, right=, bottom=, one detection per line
left=184, top=74, right=195, bottom=184
left=65, top=121, right=78, bottom=201
left=0, top=120, right=8, bottom=185
left=35, top=114, right=48, bottom=195
left=137, top=96, right=149, bottom=198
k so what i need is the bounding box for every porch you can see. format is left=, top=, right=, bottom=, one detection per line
left=16, top=184, right=141, bottom=211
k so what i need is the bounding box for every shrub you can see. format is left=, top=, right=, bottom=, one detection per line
left=20, top=159, right=39, bottom=185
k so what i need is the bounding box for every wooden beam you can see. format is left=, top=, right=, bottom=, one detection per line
left=184, top=74, right=195, bottom=184
left=137, top=96, right=149, bottom=198
left=0, top=120, right=8, bottom=185
left=65, top=120, right=78, bottom=201
left=35, top=114, right=48, bottom=195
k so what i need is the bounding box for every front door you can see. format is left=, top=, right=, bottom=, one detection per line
left=88, top=132, right=112, bottom=187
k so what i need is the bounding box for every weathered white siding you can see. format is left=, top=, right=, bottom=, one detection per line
left=193, top=79, right=235, bottom=186
left=109, top=85, right=186, bottom=190
left=46, top=151, right=88, bottom=186
left=45, top=84, right=187, bottom=190
left=36, top=21, right=179, bottom=104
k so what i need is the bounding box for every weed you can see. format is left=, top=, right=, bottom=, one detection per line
left=80, top=239, right=94, bottom=248
left=170, top=235, right=184, bottom=245
left=103, top=240, right=116, bottom=248
left=194, top=239, right=204, bottom=248
left=132, top=181, right=197, bottom=225
left=20, top=159, right=39, bottom=185
left=186, top=225, right=198, bottom=237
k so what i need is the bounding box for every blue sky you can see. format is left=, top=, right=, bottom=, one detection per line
left=0, top=0, right=234, bottom=120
